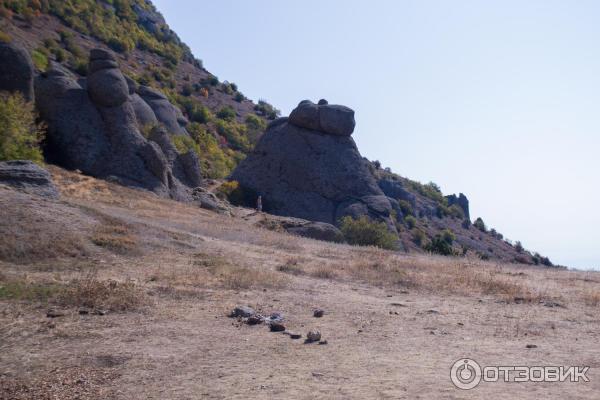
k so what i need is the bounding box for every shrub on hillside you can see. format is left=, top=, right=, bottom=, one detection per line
left=404, top=215, right=416, bottom=229
left=424, top=234, right=455, bottom=256
left=31, top=48, right=49, bottom=71
left=397, top=200, right=413, bottom=217
left=0, top=92, right=45, bottom=163
left=254, top=99, right=280, bottom=120
left=339, top=216, right=398, bottom=250
left=217, top=106, right=236, bottom=122
left=412, top=229, right=427, bottom=247
left=473, top=217, right=487, bottom=232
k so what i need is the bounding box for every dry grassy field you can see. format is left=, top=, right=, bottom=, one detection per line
left=1, top=167, right=599, bottom=399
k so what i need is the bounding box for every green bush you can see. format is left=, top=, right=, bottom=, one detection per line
left=215, top=119, right=251, bottom=152
left=397, top=200, right=413, bottom=216
left=0, top=30, right=11, bottom=43
left=0, top=92, right=45, bottom=163
left=514, top=241, right=524, bottom=253
left=254, top=99, right=280, bottom=120
left=412, top=229, right=426, bottom=246
left=473, top=217, right=487, bottom=232
left=424, top=234, right=455, bottom=256
left=215, top=180, right=251, bottom=206
left=404, top=215, right=416, bottom=229
left=31, top=48, right=49, bottom=71
left=441, top=229, right=455, bottom=244
left=339, top=216, right=398, bottom=250
left=217, top=106, right=236, bottom=122
left=187, top=123, right=240, bottom=179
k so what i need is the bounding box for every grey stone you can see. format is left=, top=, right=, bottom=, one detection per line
left=0, top=161, right=59, bottom=199
left=319, top=104, right=355, bottom=136
left=230, top=305, right=256, bottom=318
left=87, top=64, right=129, bottom=107
left=306, top=330, right=321, bottom=342
left=139, top=85, right=188, bottom=135
left=0, top=41, right=35, bottom=101
left=288, top=100, right=355, bottom=136
left=286, top=222, right=344, bottom=243
left=130, top=93, right=158, bottom=127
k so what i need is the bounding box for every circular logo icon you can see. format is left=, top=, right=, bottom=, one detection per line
left=450, top=358, right=482, bottom=390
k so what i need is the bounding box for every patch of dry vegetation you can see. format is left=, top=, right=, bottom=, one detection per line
left=148, top=252, right=288, bottom=292
left=0, top=271, right=144, bottom=312
left=91, top=218, right=138, bottom=254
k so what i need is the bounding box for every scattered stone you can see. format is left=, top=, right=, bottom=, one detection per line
left=46, top=309, right=65, bottom=318
left=526, top=344, right=538, bottom=349
left=542, top=300, right=565, bottom=308
left=284, top=332, right=302, bottom=340
left=93, top=309, right=107, bottom=316
left=306, top=330, right=322, bottom=342
left=268, top=312, right=284, bottom=322
left=269, top=322, right=286, bottom=332
left=230, top=305, right=256, bottom=318
left=78, top=308, right=90, bottom=315
left=389, top=303, right=406, bottom=307
left=246, top=315, right=263, bottom=325
left=514, top=297, right=526, bottom=304
left=426, top=309, right=440, bottom=314
left=318, top=340, right=328, bottom=345
left=313, top=309, right=325, bottom=318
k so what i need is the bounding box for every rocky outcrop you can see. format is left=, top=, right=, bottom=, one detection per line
left=138, top=85, right=188, bottom=135
left=231, top=100, right=396, bottom=231
left=289, top=100, right=355, bottom=136
left=0, top=41, right=35, bottom=101
left=446, top=193, right=470, bottom=220
left=0, top=161, right=59, bottom=198
left=35, top=49, right=202, bottom=200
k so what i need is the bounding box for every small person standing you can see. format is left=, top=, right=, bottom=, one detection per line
left=256, top=195, right=262, bottom=212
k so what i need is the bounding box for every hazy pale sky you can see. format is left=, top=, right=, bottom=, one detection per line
left=154, top=0, right=600, bottom=270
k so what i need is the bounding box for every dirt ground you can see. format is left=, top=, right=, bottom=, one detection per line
left=1, top=167, right=599, bottom=399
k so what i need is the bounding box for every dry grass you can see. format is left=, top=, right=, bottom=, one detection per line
left=148, top=252, right=288, bottom=291
left=276, top=257, right=306, bottom=276
left=583, top=290, right=600, bottom=306
left=57, top=272, right=144, bottom=312
left=91, top=217, right=138, bottom=254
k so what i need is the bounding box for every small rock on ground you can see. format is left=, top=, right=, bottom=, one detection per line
left=269, top=322, right=285, bottom=332
left=313, top=309, right=325, bottom=318
left=306, top=330, right=321, bottom=342
left=230, top=305, right=256, bottom=318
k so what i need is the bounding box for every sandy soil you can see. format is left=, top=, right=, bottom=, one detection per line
left=1, top=168, right=599, bottom=399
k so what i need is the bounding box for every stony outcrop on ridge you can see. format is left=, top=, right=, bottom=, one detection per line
left=34, top=48, right=201, bottom=200
left=231, top=100, right=396, bottom=231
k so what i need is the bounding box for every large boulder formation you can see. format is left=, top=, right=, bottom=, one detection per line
left=35, top=48, right=202, bottom=200
left=446, top=193, right=470, bottom=220
left=138, top=85, right=188, bottom=135
left=0, top=41, right=35, bottom=101
left=0, top=160, right=59, bottom=199
left=231, top=100, right=396, bottom=231
left=289, top=99, right=355, bottom=136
